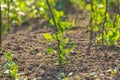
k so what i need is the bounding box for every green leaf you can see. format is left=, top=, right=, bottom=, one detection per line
left=49, top=19, right=54, bottom=26
left=47, top=48, right=56, bottom=53
left=19, top=2, right=26, bottom=11
left=43, top=33, right=53, bottom=42
left=4, top=52, right=13, bottom=61
left=3, top=61, right=14, bottom=69
left=56, top=72, right=65, bottom=80
left=54, top=33, right=62, bottom=41
left=69, top=41, right=75, bottom=47
left=3, top=62, right=10, bottom=70
left=115, top=31, right=119, bottom=41
left=86, top=4, right=91, bottom=10
left=64, top=38, right=69, bottom=44
left=71, top=20, right=75, bottom=27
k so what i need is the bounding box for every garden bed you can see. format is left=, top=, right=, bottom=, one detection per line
left=0, top=10, right=120, bottom=80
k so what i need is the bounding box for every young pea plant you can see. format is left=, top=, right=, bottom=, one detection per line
left=102, top=0, right=120, bottom=46
left=91, top=0, right=120, bottom=46
left=104, top=28, right=119, bottom=46
left=104, top=13, right=120, bottom=46
left=98, top=0, right=119, bottom=46
left=89, top=0, right=105, bottom=46
left=3, top=52, right=19, bottom=79
left=3, top=52, right=28, bottom=80
left=43, top=0, right=75, bottom=66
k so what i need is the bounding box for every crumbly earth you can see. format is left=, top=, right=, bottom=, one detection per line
left=0, top=10, right=120, bottom=80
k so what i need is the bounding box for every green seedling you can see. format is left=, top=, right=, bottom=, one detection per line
left=104, top=28, right=119, bottom=46
left=3, top=52, right=19, bottom=79
left=3, top=52, right=27, bottom=80
left=56, top=72, right=65, bottom=80
left=3, top=52, right=28, bottom=80
left=90, top=0, right=120, bottom=46
left=44, top=0, right=75, bottom=66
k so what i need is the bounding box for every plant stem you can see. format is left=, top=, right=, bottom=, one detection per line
left=90, top=0, right=93, bottom=39
left=102, top=0, right=108, bottom=46
left=0, top=1, right=2, bottom=51
left=46, top=0, right=58, bottom=32
left=113, top=0, right=119, bottom=28
left=46, top=0, right=62, bottom=65
left=8, top=0, right=10, bottom=31
left=87, top=0, right=94, bottom=55
left=113, top=14, right=117, bottom=28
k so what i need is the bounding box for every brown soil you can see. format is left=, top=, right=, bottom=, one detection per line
left=0, top=10, right=120, bottom=80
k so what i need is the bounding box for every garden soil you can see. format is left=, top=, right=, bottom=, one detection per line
left=0, top=10, right=120, bottom=80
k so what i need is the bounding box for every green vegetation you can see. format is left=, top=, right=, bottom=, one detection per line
left=1, top=0, right=57, bottom=34
left=1, top=0, right=120, bottom=79
left=3, top=52, right=19, bottom=79
left=89, top=0, right=120, bottom=46
left=3, top=52, right=27, bottom=80
left=2, top=0, right=119, bottom=46
left=43, top=0, right=75, bottom=65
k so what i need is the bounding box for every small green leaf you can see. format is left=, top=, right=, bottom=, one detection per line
left=64, top=38, right=69, bottom=44
left=111, top=69, right=117, bottom=75
left=49, top=19, right=54, bottom=26
left=4, top=52, right=13, bottom=61
left=69, top=41, right=75, bottom=47
left=54, top=33, right=62, bottom=41
left=3, top=61, right=14, bottom=69
left=43, top=33, right=53, bottom=42
left=71, top=20, right=75, bottom=27
left=56, top=72, right=65, bottom=80
left=3, top=62, right=10, bottom=69
left=47, top=48, right=56, bottom=53
left=90, top=72, right=97, bottom=78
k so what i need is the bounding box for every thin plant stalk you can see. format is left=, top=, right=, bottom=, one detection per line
left=90, top=0, right=93, bottom=39
left=113, top=0, right=119, bottom=28
left=46, top=0, right=62, bottom=65
left=113, top=14, right=117, bottom=28
left=102, top=0, right=108, bottom=46
left=7, top=0, right=10, bottom=31
left=87, top=0, right=94, bottom=55
left=0, top=1, right=2, bottom=51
